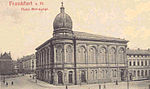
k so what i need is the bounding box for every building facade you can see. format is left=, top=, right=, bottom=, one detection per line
left=17, top=54, right=36, bottom=74
left=36, top=3, right=128, bottom=85
left=127, top=49, right=150, bottom=80
left=0, top=52, right=13, bottom=75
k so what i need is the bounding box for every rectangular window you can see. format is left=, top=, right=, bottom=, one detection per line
left=145, top=60, right=147, bottom=66
left=133, top=61, right=136, bottom=66
left=137, top=61, right=140, bottom=66
left=141, top=61, right=143, bottom=66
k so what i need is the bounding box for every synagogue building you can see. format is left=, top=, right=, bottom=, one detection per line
left=36, top=3, right=128, bottom=85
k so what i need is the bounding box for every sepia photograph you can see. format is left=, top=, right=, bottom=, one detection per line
left=0, top=0, right=150, bottom=89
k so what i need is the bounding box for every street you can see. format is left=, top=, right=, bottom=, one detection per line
left=0, top=75, right=150, bottom=89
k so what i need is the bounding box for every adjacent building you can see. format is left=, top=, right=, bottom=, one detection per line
left=127, top=48, right=150, bottom=81
left=35, top=3, right=128, bottom=85
left=17, top=54, right=36, bottom=74
left=0, top=52, right=13, bottom=75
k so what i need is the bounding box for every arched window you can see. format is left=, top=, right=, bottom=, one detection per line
left=91, top=70, right=94, bottom=80
left=141, top=61, right=143, bottom=66
left=118, top=48, right=124, bottom=63
left=57, top=71, right=63, bottom=84
left=56, top=46, right=63, bottom=63
left=137, top=61, right=140, bottom=66
left=89, top=47, right=96, bottom=63
left=66, top=45, right=73, bottom=63
left=47, top=49, right=49, bottom=64
left=68, top=71, right=73, bottom=83
left=133, top=61, right=136, bottom=66
left=78, top=46, right=86, bottom=63
left=129, top=61, right=132, bottom=66
left=145, top=60, right=147, bottom=66
left=109, top=48, right=116, bottom=63
left=98, top=47, right=106, bottom=64
left=81, top=70, right=86, bottom=82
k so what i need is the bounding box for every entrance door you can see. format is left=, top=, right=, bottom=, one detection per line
left=81, top=71, right=86, bottom=82
left=69, top=71, right=73, bottom=83
left=57, top=71, right=63, bottom=84
left=121, top=69, right=125, bottom=81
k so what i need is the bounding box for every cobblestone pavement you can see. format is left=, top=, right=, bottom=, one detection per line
left=0, top=75, right=150, bottom=89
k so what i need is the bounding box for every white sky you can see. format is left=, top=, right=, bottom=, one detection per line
left=0, top=0, right=150, bottom=60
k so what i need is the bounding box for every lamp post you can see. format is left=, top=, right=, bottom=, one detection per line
left=126, top=59, right=129, bottom=89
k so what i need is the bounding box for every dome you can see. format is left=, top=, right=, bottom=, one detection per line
left=53, top=3, right=72, bottom=30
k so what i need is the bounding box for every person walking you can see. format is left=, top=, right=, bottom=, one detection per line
left=6, top=82, right=8, bottom=86
left=11, top=81, right=13, bottom=85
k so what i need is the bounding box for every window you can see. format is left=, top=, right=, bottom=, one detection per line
left=141, top=61, right=143, bottom=66
left=98, top=48, right=106, bottom=64
left=69, top=71, right=73, bottom=83
left=78, top=46, right=86, bottom=63
left=109, top=48, right=116, bottom=63
left=47, top=49, right=49, bottom=64
left=141, top=70, right=144, bottom=76
left=89, top=47, right=96, bottom=63
left=133, top=61, right=136, bottom=66
left=137, top=70, right=140, bottom=76
left=145, top=60, right=147, bottom=66
left=137, top=61, right=140, bottom=66
left=66, top=45, right=73, bottom=63
left=134, top=71, right=136, bottom=76
left=119, top=48, right=124, bottom=63
left=129, top=61, right=132, bottom=66
left=145, top=70, right=147, bottom=76
left=113, top=69, right=117, bottom=77
left=56, top=46, right=63, bottom=63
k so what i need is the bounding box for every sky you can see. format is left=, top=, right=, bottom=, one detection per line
left=0, top=0, right=150, bottom=60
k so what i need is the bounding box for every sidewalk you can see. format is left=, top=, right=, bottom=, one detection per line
left=27, top=77, right=150, bottom=89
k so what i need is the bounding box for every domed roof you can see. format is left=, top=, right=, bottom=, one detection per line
left=53, top=2, right=72, bottom=30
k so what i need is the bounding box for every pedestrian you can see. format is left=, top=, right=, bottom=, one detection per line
left=6, top=82, right=8, bottom=86
left=35, top=79, right=37, bottom=83
left=103, top=82, right=106, bottom=89
left=11, top=81, right=13, bottom=85
left=116, top=80, right=118, bottom=85
left=66, top=85, right=68, bottom=89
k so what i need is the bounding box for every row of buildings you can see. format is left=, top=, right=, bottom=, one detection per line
left=35, top=3, right=150, bottom=85
left=17, top=54, right=36, bottom=74
left=0, top=52, right=36, bottom=75
left=127, top=49, right=150, bottom=80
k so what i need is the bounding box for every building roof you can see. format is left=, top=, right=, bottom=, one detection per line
left=17, top=54, right=35, bottom=62
left=73, top=31, right=128, bottom=42
left=127, top=49, right=150, bottom=55
left=53, top=6, right=72, bottom=31
left=36, top=31, right=128, bottom=50
left=0, top=52, right=12, bottom=59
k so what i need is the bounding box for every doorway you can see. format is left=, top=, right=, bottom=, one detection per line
left=57, top=71, right=63, bottom=84
left=81, top=70, right=86, bottom=82
left=69, top=71, right=73, bottom=83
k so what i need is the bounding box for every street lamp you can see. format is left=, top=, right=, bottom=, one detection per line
left=126, top=60, right=129, bottom=89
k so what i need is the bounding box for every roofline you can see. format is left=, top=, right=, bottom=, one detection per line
left=35, top=37, right=128, bottom=50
